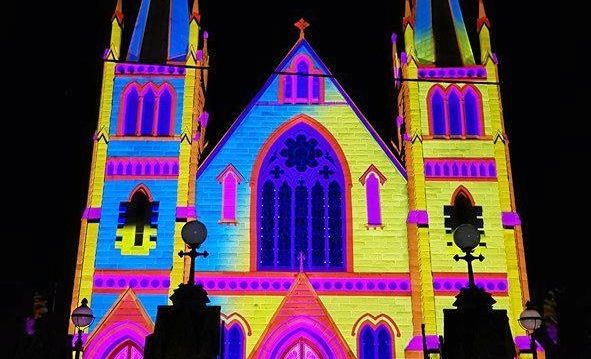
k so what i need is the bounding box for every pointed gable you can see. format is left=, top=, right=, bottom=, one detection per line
left=249, top=273, right=355, bottom=359
left=198, top=37, right=405, bottom=177
left=84, top=288, right=154, bottom=358
left=196, top=28, right=409, bottom=275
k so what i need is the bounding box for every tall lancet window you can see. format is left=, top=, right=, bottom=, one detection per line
left=217, top=165, right=243, bottom=224
left=255, top=122, right=347, bottom=271
left=447, top=87, right=463, bottom=136
left=429, top=86, right=446, bottom=136
left=444, top=186, right=484, bottom=233
left=463, top=87, right=482, bottom=136
left=123, top=86, right=140, bottom=135
left=157, top=86, right=173, bottom=136
left=280, top=55, right=324, bottom=104
left=296, top=60, right=310, bottom=99
left=115, top=185, right=159, bottom=255
left=360, top=165, right=386, bottom=228
left=141, top=87, right=156, bottom=136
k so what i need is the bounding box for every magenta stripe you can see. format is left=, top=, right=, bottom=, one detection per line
left=194, top=274, right=411, bottom=295
left=502, top=212, right=521, bottom=227
left=418, top=66, right=487, bottom=79
left=433, top=276, right=508, bottom=294
left=407, top=210, right=429, bottom=225
left=82, top=207, right=101, bottom=220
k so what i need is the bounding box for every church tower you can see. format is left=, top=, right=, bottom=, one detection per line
left=395, top=0, right=532, bottom=353
left=69, top=0, right=209, bottom=356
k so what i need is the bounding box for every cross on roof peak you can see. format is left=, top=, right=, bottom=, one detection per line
left=295, top=18, right=310, bottom=40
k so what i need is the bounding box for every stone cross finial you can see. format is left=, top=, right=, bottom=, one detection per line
left=295, top=18, right=310, bottom=40
left=298, top=251, right=306, bottom=272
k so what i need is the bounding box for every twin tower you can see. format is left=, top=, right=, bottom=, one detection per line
left=71, top=0, right=536, bottom=358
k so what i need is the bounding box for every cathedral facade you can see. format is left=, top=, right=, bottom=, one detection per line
left=70, top=1, right=534, bottom=358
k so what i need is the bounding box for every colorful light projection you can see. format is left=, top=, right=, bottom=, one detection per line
left=72, top=1, right=534, bottom=357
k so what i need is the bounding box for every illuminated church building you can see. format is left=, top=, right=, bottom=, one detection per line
left=71, top=0, right=536, bottom=357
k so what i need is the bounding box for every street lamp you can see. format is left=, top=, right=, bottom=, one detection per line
left=519, top=301, right=542, bottom=359
left=452, top=224, right=484, bottom=288
left=71, top=298, right=94, bottom=359
left=178, top=220, right=209, bottom=285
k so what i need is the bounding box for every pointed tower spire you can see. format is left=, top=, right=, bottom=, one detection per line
left=108, top=0, right=124, bottom=60
left=414, top=0, right=435, bottom=64
left=448, top=0, right=476, bottom=65
left=403, top=0, right=416, bottom=57
left=477, top=0, right=493, bottom=63
left=191, top=0, right=201, bottom=23
left=403, top=0, right=414, bottom=28
left=188, top=0, right=202, bottom=64
left=112, top=0, right=124, bottom=24
left=477, top=0, right=491, bottom=31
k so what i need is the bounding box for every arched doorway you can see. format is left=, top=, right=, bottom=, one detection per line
left=107, top=340, right=143, bottom=359
left=281, top=338, right=323, bottom=359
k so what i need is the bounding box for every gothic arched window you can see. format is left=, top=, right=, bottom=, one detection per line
left=361, top=166, right=386, bottom=228
left=280, top=339, right=322, bottom=359
left=359, top=325, right=394, bottom=359
left=296, top=61, right=310, bottom=99
left=463, top=88, right=482, bottom=136
left=223, top=323, right=245, bottom=359
left=256, top=123, right=347, bottom=271
left=444, top=187, right=484, bottom=233
left=429, top=87, right=446, bottom=136
left=157, top=86, right=173, bottom=136
left=217, top=165, right=243, bottom=223
left=141, top=87, right=156, bottom=136
left=115, top=186, right=159, bottom=254
left=280, top=56, right=323, bottom=104
left=123, top=86, right=140, bottom=135
left=447, top=88, right=463, bottom=136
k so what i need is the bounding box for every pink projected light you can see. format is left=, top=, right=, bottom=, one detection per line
left=259, top=317, right=346, bottom=359
left=93, top=270, right=171, bottom=294
left=115, top=63, right=186, bottom=77
left=216, top=164, right=244, bottom=224
left=84, top=321, right=149, bottom=359
left=366, top=173, right=382, bottom=226
left=424, top=158, right=496, bottom=181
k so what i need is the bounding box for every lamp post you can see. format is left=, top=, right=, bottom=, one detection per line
left=519, top=301, right=542, bottom=359
left=71, top=298, right=94, bottom=359
left=452, top=224, right=484, bottom=288
left=178, top=220, right=209, bottom=285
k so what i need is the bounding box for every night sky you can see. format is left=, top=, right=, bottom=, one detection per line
left=2, top=0, right=589, bottom=354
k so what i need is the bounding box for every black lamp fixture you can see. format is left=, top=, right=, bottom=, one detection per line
left=178, top=220, right=209, bottom=285
left=518, top=301, right=543, bottom=359
left=452, top=224, right=484, bottom=288
left=71, top=298, right=94, bottom=359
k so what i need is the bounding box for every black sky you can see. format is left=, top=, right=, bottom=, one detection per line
left=1, top=0, right=589, bottom=354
